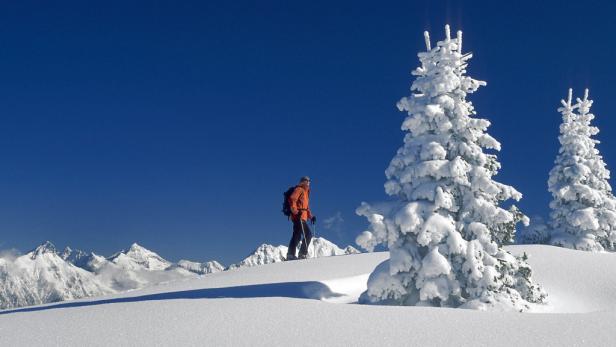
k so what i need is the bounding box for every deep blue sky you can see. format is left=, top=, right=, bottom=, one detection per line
left=0, top=0, right=614, bottom=265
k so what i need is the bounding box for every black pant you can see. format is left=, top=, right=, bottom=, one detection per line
left=288, top=220, right=312, bottom=256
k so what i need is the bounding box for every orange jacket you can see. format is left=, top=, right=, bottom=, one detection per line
left=288, top=185, right=312, bottom=222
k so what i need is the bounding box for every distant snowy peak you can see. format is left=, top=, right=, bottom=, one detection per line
left=176, top=260, right=225, bottom=275
left=107, top=243, right=172, bottom=271
left=61, top=246, right=76, bottom=259
left=1, top=241, right=224, bottom=310
left=61, top=247, right=107, bottom=272
left=229, top=237, right=361, bottom=270
left=61, top=246, right=88, bottom=264
left=344, top=246, right=361, bottom=255
left=228, top=244, right=288, bottom=270
left=1, top=242, right=111, bottom=310
left=27, top=241, right=58, bottom=259
left=310, top=237, right=360, bottom=257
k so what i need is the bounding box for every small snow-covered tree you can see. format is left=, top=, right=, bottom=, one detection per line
left=548, top=89, right=616, bottom=251
left=355, top=25, right=545, bottom=310
left=517, top=216, right=550, bottom=245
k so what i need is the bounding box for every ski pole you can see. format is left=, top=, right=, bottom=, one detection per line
left=313, top=220, right=317, bottom=238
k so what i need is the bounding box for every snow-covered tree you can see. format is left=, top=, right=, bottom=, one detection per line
left=355, top=25, right=545, bottom=310
left=548, top=89, right=616, bottom=251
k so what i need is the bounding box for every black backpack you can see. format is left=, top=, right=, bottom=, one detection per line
left=282, top=186, right=298, bottom=217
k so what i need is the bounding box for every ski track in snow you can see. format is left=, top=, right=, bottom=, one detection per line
left=2, top=245, right=616, bottom=346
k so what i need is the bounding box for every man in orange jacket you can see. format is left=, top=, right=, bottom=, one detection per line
left=287, top=176, right=316, bottom=260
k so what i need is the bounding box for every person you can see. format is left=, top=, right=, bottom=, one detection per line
left=287, top=176, right=316, bottom=260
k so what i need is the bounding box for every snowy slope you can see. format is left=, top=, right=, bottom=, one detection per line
left=2, top=245, right=616, bottom=346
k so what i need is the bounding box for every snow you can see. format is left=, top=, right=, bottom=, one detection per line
left=0, top=241, right=207, bottom=309
left=175, top=259, right=225, bottom=275
left=518, top=216, right=551, bottom=245
left=108, top=243, right=173, bottom=271
left=356, top=24, right=542, bottom=310
left=228, top=244, right=288, bottom=269
left=0, top=237, right=361, bottom=310
left=0, top=244, right=112, bottom=309
left=61, top=247, right=107, bottom=272
left=1, top=245, right=616, bottom=346
left=419, top=248, right=452, bottom=278
left=228, top=237, right=360, bottom=269
left=547, top=89, right=616, bottom=251
left=310, top=237, right=360, bottom=257
left=356, top=25, right=545, bottom=311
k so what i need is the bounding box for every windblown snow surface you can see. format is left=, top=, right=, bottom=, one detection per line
left=1, top=245, right=615, bottom=346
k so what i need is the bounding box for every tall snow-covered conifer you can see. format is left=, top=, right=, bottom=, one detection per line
left=355, top=26, right=545, bottom=310
left=548, top=89, right=616, bottom=251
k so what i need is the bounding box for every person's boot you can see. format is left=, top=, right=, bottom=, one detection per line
left=286, top=253, right=298, bottom=261
left=298, top=253, right=308, bottom=260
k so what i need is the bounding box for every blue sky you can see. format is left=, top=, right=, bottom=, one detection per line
left=0, top=0, right=614, bottom=265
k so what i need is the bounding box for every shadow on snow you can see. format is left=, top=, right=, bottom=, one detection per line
left=0, top=281, right=342, bottom=315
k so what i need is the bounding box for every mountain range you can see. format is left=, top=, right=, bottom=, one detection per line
left=0, top=237, right=359, bottom=309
